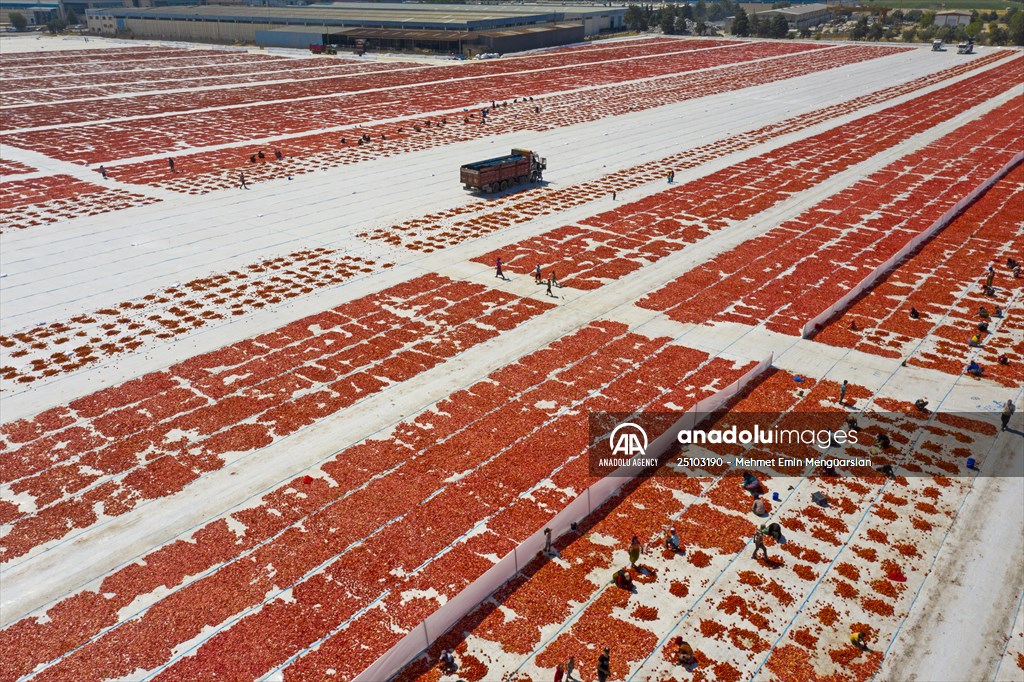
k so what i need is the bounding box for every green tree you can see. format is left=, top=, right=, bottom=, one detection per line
left=988, top=24, right=1009, bottom=44
left=9, top=11, right=28, bottom=31
left=681, top=4, right=694, bottom=21
left=65, top=8, right=79, bottom=24
left=661, top=8, right=676, bottom=34
left=868, top=22, right=884, bottom=40
left=905, top=9, right=922, bottom=23
left=770, top=14, right=789, bottom=37
left=918, top=10, right=935, bottom=28
left=732, top=6, right=750, bottom=35
left=624, top=4, right=649, bottom=30
left=901, top=26, right=917, bottom=42
left=851, top=16, right=869, bottom=40
left=889, top=9, right=904, bottom=24
left=1010, top=10, right=1024, bottom=45
left=695, top=0, right=708, bottom=21
left=965, top=19, right=984, bottom=38
left=46, top=17, right=67, bottom=33
left=695, top=19, right=707, bottom=35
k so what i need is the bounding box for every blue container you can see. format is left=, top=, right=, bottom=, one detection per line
left=772, top=492, right=781, bottom=502
left=966, top=457, right=977, bottom=470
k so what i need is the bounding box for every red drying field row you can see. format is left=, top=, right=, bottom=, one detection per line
left=472, top=59, right=1022, bottom=288
left=638, top=94, right=1024, bottom=335
left=0, top=174, right=159, bottom=232
left=0, top=45, right=202, bottom=67
left=2, top=39, right=733, bottom=130
left=0, top=41, right=821, bottom=164
left=0, top=249, right=384, bottom=385
left=1, top=49, right=283, bottom=79
left=1, top=321, right=750, bottom=682
left=0, top=274, right=552, bottom=563
left=113, top=44, right=902, bottom=196
left=368, top=50, right=1011, bottom=253
left=0, top=157, right=34, bottom=175
left=0, top=174, right=116, bottom=209
left=393, top=372, right=995, bottom=682
left=0, top=60, right=416, bottom=107
left=814, top=165, right=1024, bottom=386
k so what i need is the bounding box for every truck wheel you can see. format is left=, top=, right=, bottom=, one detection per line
left=500, top=180, right=508, bottom=191
left=518, top=175, right=528, bottom=184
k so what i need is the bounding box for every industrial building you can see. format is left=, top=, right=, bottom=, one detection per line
left=85, top=2, right=625, bottom=53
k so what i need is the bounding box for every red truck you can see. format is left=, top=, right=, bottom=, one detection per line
left=460, top=148, right=546, bottom=194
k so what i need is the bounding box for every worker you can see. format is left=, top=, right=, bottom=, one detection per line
left=914, top=398, right=929, bottom=411
left=850, top=631, right=868, bottom=650
left=752, top=496, right=767, bottom=516
left=967, top=361, right=983, bottom=378
left=742, top=470, right=762, bottom=494
left=257, top=150, right=265, bottom=160
left=767, top=522, right=782, bottom=541
left=877, top=463, right=896, bottom=478
left=876, top=433, right=891, bottom=449
left=438, top=649, right=456, bottom=673
left=978, top=321, right=989, bottom=334
left=994, top=306, right=1004, bottom=318
left=628, top=535, right=643, bottom=566
left=167, top=157, right=175, bottom=173
left=613, top=568, right=633, bottom=589
left=99, top=165, right=107, bottom=179
left=1009, top=257, right=1019, bottom=270
left=909, top=307, right=920, bottom=319
left=969, top=334, right=981, bottom=347
left=665, top=528, right=680, bottom=552
left=340, top=137, right=346, bottom=145
left=985, top=267, right=994, bottom=290
left=1002, top=400, right=1016, bottom=431
left=275, top=149, right=282, bottom=160
left=239, top=171, right=248, bottom=190
left=674, top=637, right=696, bottom=666
left=979, top=306, right=991, bottom=319
left=752, top=525, right=769, bottom=561
left=249, top=154, right=257, bottom=163
left=495, top=257, right=505, bottom=280
left=998, top=354, right=1009, bottom=365
left=535, top=264, right=543, bottom=284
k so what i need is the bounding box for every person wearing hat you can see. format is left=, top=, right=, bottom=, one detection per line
left=665, top=528, right=680, bottom=552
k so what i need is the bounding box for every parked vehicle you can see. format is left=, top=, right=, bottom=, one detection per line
left=460, top=148, right=545, bottom=194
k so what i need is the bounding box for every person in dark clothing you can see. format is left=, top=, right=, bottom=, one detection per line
left=257, top=150, right=265, bottom=160
left=249, top=154, right=257, bottom=163
left=168, top=158, right=175, bottom=173
left=99, top=165, right=107, bottom=179
left=909, top=307, right=920, bottom=319
left=274, top=149, right=282, bottom=160
left=1002, top=400, right=1016, bottom=431
left=876, top=433, right=891, bottom=449
left=239, top=172, right=248, bottom=189
left=597, top=648, right=611, bottom=682
left=752, top=525, right=769, bottom=561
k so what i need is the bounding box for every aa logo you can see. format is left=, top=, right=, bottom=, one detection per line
left=610, top=422, right=648, bottom=457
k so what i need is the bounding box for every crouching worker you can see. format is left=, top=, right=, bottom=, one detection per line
left=850, top=631, right=869, bottom=651
left=438, top=649, right=457, bottom=673
left=741, top=470, right=762, bottom=495
left=613, top=568, right=634, bottom=590
left=967, top=361, right=984, bottom=378
left=674, top=637, right=696, bottom=666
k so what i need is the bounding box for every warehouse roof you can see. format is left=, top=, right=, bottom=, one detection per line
left=85, top=3, right=610, bottom=30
